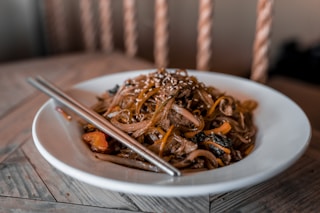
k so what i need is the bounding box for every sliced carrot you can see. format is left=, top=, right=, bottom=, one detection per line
left=216, top=158, right=225, bottom=167
left=184, top=130, right=200, bottom=138
left=204, top=121, right=232, bottom=135
left=159, top=125, right=175, bottom=157
left=204, top=141, right=231, bottom=155
left=244, top=144, right=254, bottom=156
left=82, top=131, right=108, bottom=152
left=207, top=96, right=225, bottom=116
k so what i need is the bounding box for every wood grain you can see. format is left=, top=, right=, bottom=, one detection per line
left=0, top=196, right=138, bottom=213
left=0, top=53, right=209, bottom=212
left=210, top=131, right=320, bottom=212
left=0, top=148, right=54, bottom=201
left=1, top=53, right=320, bottom=212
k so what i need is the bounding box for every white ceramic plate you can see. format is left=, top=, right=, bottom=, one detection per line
left=32, top=69, right=311, bottom=197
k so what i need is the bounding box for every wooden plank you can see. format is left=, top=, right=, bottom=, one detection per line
left=0, top=53, right=89, bottom=118
left=0, top=148, right=55, bottom=201
left=21, top=138, right=140, bottom=210
left=4, top=53, right=216, bottom=212
left=0, top=52, right=154, bottom=118
left=210, top=146, right=320, bottom=212
left=126, top=194, right=209, bottom=212
left=22, top=138, right=209, bottom=212
left=222, top=157, right=320, bottom=212
left=209, top=104, right=320, bottom=212
left=0, top=196, right=137, bottom=213
left=2, top=53, right=320, bottom=211
left=0, top=92, right=48, bottom=164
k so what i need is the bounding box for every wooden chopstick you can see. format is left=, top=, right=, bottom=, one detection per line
left=28, top=76, right=181, bottom=177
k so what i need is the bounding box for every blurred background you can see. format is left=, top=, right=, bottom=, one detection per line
left=0, top=0, right=319, bottom=83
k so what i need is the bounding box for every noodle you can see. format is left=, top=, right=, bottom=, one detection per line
left=82, top=68, right=258, bottom=172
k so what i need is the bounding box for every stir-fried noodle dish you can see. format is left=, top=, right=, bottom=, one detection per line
left=81, top=68, right=258, bottom=173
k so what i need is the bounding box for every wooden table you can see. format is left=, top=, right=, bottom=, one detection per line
left=1, top=52, right=319, bottom=212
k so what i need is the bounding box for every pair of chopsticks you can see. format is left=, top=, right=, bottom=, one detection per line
left=28, top=76, right=181, bottom=177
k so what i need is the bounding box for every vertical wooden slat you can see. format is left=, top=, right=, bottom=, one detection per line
left=196, top=0, right=213, bottom=71
left=123, top=0, right=138, bottom=57
left=43, top=0, right=68, bottom=53
left=154, top=0, right=169, bottom=68
left=250, top=0, right=274, bottom=83
left=98, top=0, right=114, bottom=53
left=80, top=0, right=97, bottom=52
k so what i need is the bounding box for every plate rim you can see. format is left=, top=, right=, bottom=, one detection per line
left=32, top=69, right=312, bottom=196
